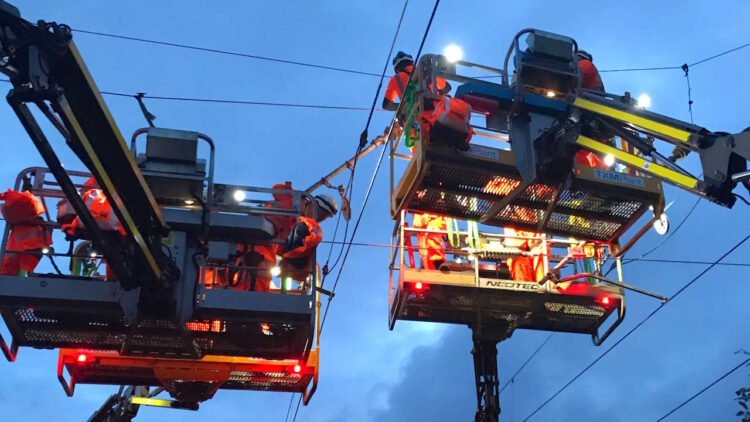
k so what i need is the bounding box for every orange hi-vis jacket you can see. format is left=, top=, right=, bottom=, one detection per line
left=412, top=212, right=446, bottom=270
left=0, top=190, right=52, bottom=275
left=282, top=216, right=323, bottom=282
left=232, top=243, right=277, bottom=292
left=504, top=227, right=547, bottom=283
left=578, top=58, right=605, bottom=92
left=576, top=58, right=609, bottom=169
left=384, top=65, right=448, bottom=104
left=62, top=178, right=125, bottom=237
left=267, top=182, right=296, bottom=240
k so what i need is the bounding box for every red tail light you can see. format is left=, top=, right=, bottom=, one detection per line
left=293, top=364, right=302, bottom=373
left=596, top=296, right=613, bottom=307
left=77, top=353, right=88, bottom=363
left=415, top=282, right=424, bottom=290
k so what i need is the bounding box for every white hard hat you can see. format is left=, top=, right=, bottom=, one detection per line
left=315, top=195, right=338, bottom=218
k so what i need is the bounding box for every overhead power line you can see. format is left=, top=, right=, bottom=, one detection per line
left=286, top=0, right=412, bottom=419
left=599, top=65, right=681, bottom=73
left=318, top=239, right=750, bottom=268
left=499, top=333, right=555, bottom=395
left=1, top=79, right=385, bottom=111
left=2, top=40, right=747, bottom=112
left=319, top=0, right=442, bottom=332
left=689, top=41, right=750, bottom=67
left=73, top=28, right=750, bottom=77
left=521, top=234, right=750, bottom=421
left=73, top=29, right=383, bottom=78
left=656, top=356, right=750, bottom=421
left=320, top=0, right=410, bottom=282
left=101, top=90, right=378, bottom=110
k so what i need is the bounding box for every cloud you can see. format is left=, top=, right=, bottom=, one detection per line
left=369, top=327, right=476, bottom=422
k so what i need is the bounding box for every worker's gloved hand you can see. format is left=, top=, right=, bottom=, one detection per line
left=285, top=221, right=311, bottom=252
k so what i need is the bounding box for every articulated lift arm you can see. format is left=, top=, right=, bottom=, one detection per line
left=0, top=2, right=176, bottom=290
left=497, top=29, right=750, bottom=209
left=569, top=91, right=750, bottom=207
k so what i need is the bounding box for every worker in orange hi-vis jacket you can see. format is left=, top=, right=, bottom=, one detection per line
left=61, top=177, right=126, bottom=237
left=382, top=51, right=450, bottom=112
left=280, top=195, right=337, bottom=282
left=577, top=50, right=604, bottom=92
left=412, top=212, right=447, bottom=271
left=504, top=226, right=546, bottom=283
left=574, top=49, right=613, bottom=170
left=501, top=202, right=549, bottom=283
left=0, top=189, right=52, bottom=275
left=232, top=182, right=295, bottom=292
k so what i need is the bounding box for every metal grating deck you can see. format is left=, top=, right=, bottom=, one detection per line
left=391, top=277, right=621, bottom=336
left=2, top=309, right=311, bottom=359
left=393, top=143, right=663, bottom=242
left=0, top=276, right=313, bottom=359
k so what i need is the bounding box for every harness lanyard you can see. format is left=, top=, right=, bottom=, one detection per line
left=466, top=221, right=480, bottom=251
left=446, top=217, right=460, bottom=249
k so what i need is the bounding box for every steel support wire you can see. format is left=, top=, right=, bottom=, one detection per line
left=522, top=234, right=750, bottom=421
left=319, top=0, right=441, bottom=333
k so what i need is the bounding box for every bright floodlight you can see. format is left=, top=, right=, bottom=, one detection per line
left=233, top=190, right=246, bottom=202
left=653, top=213, right=669, bottom=236
left=270, top=266, right=281, bottom=277
left=604, top=154, right=616, bottom=167
left=545, top=90, right=555, bottom=98
left=637, top=93, right=652, bottom=109
left=443, top=44, right=463, bottom=63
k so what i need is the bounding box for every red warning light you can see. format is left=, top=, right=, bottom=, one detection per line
left=293, top=364, right=302, bottom=373
left=77, top=353, right=88, bottom=363
left=596, top=296, right=612, bottom=306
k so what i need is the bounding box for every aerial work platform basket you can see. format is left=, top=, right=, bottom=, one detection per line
left=0, top=166, right=320, bottom=363
left=389, top=53, right=665, bottom=243
left=388, top=212, right=635, bottom=345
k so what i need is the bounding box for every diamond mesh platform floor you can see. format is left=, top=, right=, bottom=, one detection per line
left=0, top=276, right=313, bottom=360
left=392, top=143, right=663, bottom=241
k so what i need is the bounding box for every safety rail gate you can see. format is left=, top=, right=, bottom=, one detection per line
left=388, top=211, right=627, bottom=345
left=389, top=54, right=665, bottom=243
left=0, top=167, right=318, bottom=362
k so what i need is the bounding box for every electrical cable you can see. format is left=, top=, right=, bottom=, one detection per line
left=319, top=0, right=442, bottom=333
left=656, top=356, right=750, bottom=421
left=498, top=333, right=555, bottom=395
left=73, top=29, right=383, bottom=78
left=521, top=234, right=750, bottom=421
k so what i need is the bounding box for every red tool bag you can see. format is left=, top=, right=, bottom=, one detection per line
left=420, top=96, right=474, bottom=150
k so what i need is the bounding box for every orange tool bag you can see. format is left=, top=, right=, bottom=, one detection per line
left=420, top=96, right=474, bottom=151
